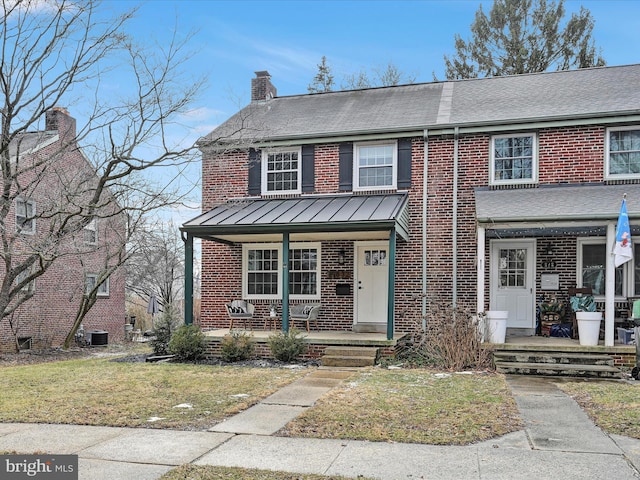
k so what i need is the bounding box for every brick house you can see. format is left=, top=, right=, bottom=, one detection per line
left=0, top=108, right=126, bottom=352
left=182, top=65, right=640, bottom=353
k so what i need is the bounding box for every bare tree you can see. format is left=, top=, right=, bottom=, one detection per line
left=342, top=62, right=417, bottom=89
left=126, top=220, right=185, bottom=314
left=1, top=0, right=204, bottom=349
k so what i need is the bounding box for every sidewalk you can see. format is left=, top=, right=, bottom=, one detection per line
left=1, top=372, right=640, bottom=479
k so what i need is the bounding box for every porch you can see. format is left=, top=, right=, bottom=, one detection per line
left=203, top=328, right=408, bottom=361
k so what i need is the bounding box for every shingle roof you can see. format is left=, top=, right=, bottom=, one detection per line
left=8, top=131, right=57, bottom=157
left=475, top=184, right=640, bottom=223
left=201, top=64, right=640, bottom=145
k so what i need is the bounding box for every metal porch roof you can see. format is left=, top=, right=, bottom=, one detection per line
left=475, top=183, right=640, bottom=224
left=181, top=193, right=410, bottom=243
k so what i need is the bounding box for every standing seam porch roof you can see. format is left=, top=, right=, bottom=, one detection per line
left=182, top=193, right=410, bottom=242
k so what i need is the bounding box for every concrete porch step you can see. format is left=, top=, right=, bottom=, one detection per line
left=495, top=361, right=624, bottom=378
left=321, top=346, right=379, bottom=367
left=494, top=351, right=615, bottom=366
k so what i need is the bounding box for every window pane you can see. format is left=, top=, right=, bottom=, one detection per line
left=582, top=244, right=622, bottom=295
left=609, top=130, right=640, bottom=175
left=247, top=249, right=279, bottom=295
left=493, top=136, right=534, bottom=181
left=289, top=248, right=318, bottom=295
left=266, top=150, right=299, bottom=192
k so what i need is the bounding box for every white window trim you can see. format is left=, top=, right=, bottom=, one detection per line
left=353, top=140, right=398, bottom=191
left=490, top=133, right=538, bottom=186
left=16, top=197, right=36, bottom=235
left=261, top=147, right=302, bottom=195
left=242, top=242, right=321, bottom=301
left=84, top=219, right=98, bottom=245
left=576, top=237, right=629, bottom=300
left=605, top=126, right=640, bottom=180
left=86, top=273, right=110, bottom=297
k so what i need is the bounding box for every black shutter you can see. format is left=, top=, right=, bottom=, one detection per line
left=248, top=148, right=261, bottom=195
left=339, top=143, right=353, bottom=191
left=301, top=145, right=315, bottom=193
left=397, top=138, right=412, bottom=189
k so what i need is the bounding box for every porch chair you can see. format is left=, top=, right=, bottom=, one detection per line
left=568, top=287, right=594, bottom=339
left=225, top=300, right=255, bottom=330
left=290, top=304, right=321, bottom=332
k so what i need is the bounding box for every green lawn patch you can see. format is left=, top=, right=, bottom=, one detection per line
left=558, top=380, right=640, bottom=439
left=280, top=369, right=522, bottom=445
left=0, top=357, right=307, bottom=430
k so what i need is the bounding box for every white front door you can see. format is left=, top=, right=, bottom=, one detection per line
left=355, top=243, right=388, bottom=328
left=490, top=240, right=535, bottom=329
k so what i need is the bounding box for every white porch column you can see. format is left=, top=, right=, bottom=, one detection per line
left=477, top=226, right=486, bottom=341
left=605, top=222, right=615, bottom=346
left=477, top=226, right=486, bottom=314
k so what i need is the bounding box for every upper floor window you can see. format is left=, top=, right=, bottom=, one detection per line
left=354, top=142, right=397, bottom=191
left=491, top=134, right=537, bottom=185
left=262, top=148, right=301, bottom=194
left=15, top=269, right=35, bottom=293
left=85, top=274, right=109, bottom=297
left=16, top=198, right=35, bottom=234
left=606, top=127, right=640, bottom=179
left=84, top=219, right=97, bottom=245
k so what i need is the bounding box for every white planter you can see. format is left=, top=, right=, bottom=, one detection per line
left=486, top=310, right=508, bottom=344
left=576, top=311, right=602, bottom=346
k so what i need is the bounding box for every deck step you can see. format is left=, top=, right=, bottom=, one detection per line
left=321, top=346, right=378, bottom=367
left=495, top=361, right=623, bottom=378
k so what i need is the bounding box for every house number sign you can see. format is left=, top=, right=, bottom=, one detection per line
left=541, top=260, right=556, bottom=270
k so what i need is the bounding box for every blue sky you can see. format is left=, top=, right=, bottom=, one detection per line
left=97, top=0, right=640, bottom=222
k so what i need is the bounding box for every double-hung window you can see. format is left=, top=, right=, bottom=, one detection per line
left=577, top=239, right=623, bottom=297
left=16, top=198, right=35, bottom=234
left=262, top=148, right=301, bottom=194
left=354, top=141, right=397, bottom=190
left=84, top=219, right=97, bottom=245
left=606, top=126, right=640, bottom=179
left=15, top=269, right=35, bottom=293
left=491, top=133, right=537, bottom=185
left=243, top=243, right=320, bottom=300
left=85, top=274, right=110, bottom=297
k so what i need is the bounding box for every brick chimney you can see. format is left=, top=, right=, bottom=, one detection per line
left=45, top=107, right=76, bottom=142
left=251, top=71, right=277, bottom=102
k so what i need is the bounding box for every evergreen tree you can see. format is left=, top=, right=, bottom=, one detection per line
left=308, top=56, right=335, bottom=93
left=443, top=0, right=605, bottom=80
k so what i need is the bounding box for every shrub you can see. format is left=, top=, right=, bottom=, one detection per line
left=150, top=304, right=181, bottom=356
left=268, top=328, right=306, bottom=362
left=169, top=325, right=207, bottom=361
left=220, top=330, right=254, bottom=362
left=397, top=297, right=492, bottom=371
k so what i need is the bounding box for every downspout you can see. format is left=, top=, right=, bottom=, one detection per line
left=387, top=227, right=397, bottom=340
left=452, top=127, right=459, bottom=307
left=422, top=129, right=429, bottom=329
left=182, top=232, right=194, bottom=325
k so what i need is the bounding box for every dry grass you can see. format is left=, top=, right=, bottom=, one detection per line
left=160, top=465, right=370, bottom=480
left=0, top=354, right=308, bottom=430
left=557, top=380, right=640, bottom=439
left=280, top=368, right=522, bottom=445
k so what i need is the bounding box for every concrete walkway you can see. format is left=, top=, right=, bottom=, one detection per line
left=1, top=371, right=640, bottom=480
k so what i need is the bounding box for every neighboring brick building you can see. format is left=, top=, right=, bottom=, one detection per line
left=182, top=65, right=640, bottom=349
left=0, top=108, right=126, bottom=352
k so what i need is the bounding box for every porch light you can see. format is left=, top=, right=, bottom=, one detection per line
left=544, top=243, right=554, bottom=255
left=338, top=249, right=346, bottom=265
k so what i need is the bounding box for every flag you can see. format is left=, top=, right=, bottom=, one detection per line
left=613, top=197, right=633, bottom=267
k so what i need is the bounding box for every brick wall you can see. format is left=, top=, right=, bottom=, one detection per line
left=200, top=121, right=634, bottom=337
left=0, top=118, right=126, bottom=352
